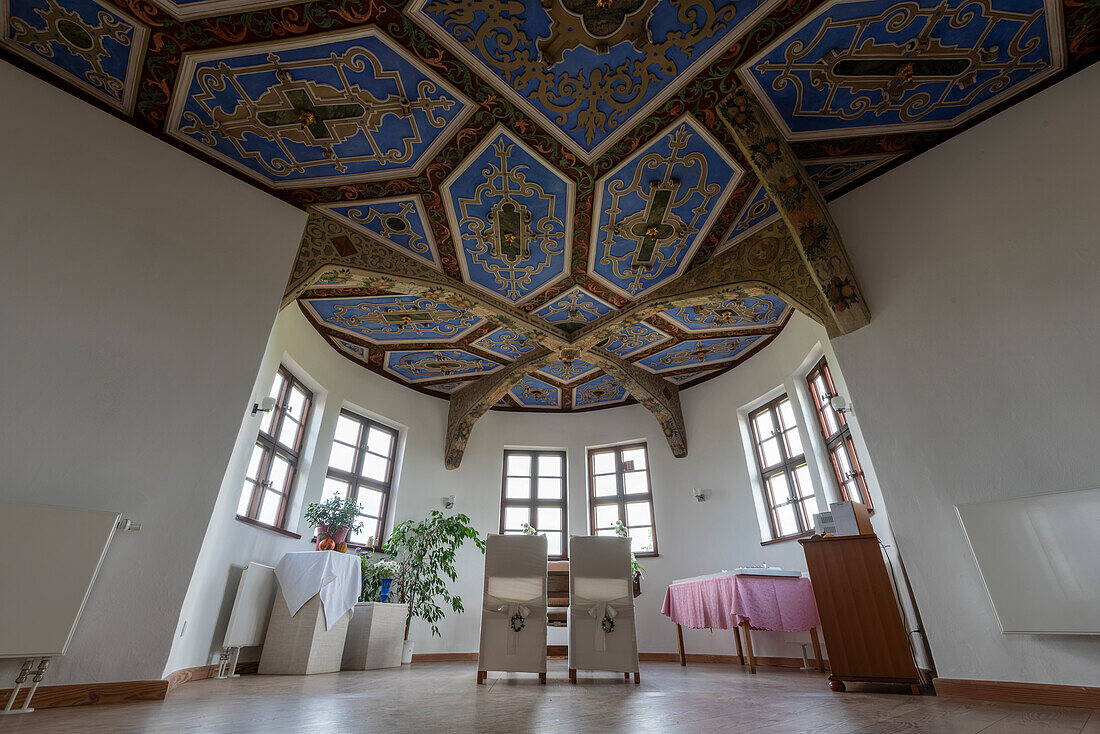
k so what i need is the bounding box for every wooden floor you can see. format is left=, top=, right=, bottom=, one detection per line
left=2, top=661, right=1098, bottom=734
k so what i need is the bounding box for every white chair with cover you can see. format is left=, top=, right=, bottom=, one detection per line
left=568, top=535, right=640, bottom=684
left=476, top=533, right=548, bottom=684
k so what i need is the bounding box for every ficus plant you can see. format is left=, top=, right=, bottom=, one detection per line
left=383, top=510, right=486, bottom=639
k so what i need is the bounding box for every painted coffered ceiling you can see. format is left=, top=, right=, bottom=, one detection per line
left=4, top=0, right=1095, bottom=463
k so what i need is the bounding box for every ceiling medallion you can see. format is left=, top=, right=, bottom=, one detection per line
left=537, top=0, right=658, bottom=64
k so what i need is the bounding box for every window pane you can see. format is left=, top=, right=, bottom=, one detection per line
left=237, top=481, right=254, bottom=516
left=537, top=454, right=562, bottom=477
left=624, top=500, right=651, bottom=527
left=321, top=476, right=348, bottom=504
left=267, top=455, right=291, bottom=494
left=505, top=476, right=531, bottom=499
left=334, top=415, right=361, bottom=445
left=360, top=452, right=389, bottom=482
left=621, top=448, right=646, bottom=472
left=245, top=443, right=265, bottom=480
left=595, top=528, right=617, bottom=537
left=623, top=470, right=649, bottom=495
left=766, top=474, right=792, bottom=505
left=537, top=507, right=562, bottom=531
left=537, top=477, right=562, bottom=499
left=591, top=451, right=615, bottom=475
left=630, top=527, right=654, bottom=553
left=775, top=503, right=799, bottom=537
left=503, top=507, right=529, bottom=531
left=366, top=427, right=393, bottom=457
left=784, top=428, right=803, bottom=458
left=760, top=437, right=782, bottom=467
left=832, top=445, right=852, bottom=476
left=358, top=488, right=384, bottom=517
left=257, top=491, right=281, bottom=526
left=507, top=453, right=531, bottom=476
left=277, top=415, right=301, bottom=448
left=793, top=464, right=814, bottom=498
left=777, top=399, right=797, bottom=430
left=593, top=473, right=617, bottom=497
left=328, top=441, right=357, bottom=473
left=593, top=503, right=619, bottom=529
left=286, top=387, right=307, bottom=420
left=752, top=410, right=775, bottom=440
left=260, top=374, right=284, bottom=434
left=545, top=531, right=563, bottom=557
left=350, top=516, right=379, bottom=546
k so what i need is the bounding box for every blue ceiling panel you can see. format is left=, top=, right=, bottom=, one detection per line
left=573, top=374, right=629, bottom=409
left=509, top=375, right=560, bottom=409
left=662, top=295, right=788, bottom=331
left=534, top=287, right=614, bottom=325
left=385, top=349, right=500, bottom=382
left=318, top=196, right=440, bottom=268
left=602, top=322, right=671, bottom=357
left=470, top=327, right=536, bottom=361
left=638, top=336, right=763, bottom=372
left=303, top=296, right=482, bottom=343
left=537, top=359, right=599, bottom=384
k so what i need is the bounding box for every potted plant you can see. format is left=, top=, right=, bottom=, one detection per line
left=303, top=496, right=362, bottom=551
left=359, top=552, right=400, bottom=602
left=384, top=510, right=485, bottom=663
left=341, top=551, right=408, bottom=671
left=613, top=520, right=646, bottom=594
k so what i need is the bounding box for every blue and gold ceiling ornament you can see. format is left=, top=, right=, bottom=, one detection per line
left=602, top=322, right=671, bottom=357
left=303, top=295, right=482, bottom=343
left=573, top=374, right=629, bottom=409
left=332, top=338, right=367, bottom=360
left=166, top=27, right=475, bottom=187
left=316, top=196, right=440, bottom=269
left=407, top=0, right=781, bottom=161
left=2, top=0, right=147, bottom=112
left=442, top=127, right=573, bottom=303
left=470, top=327, right=536, bottom=361
left=661, top=295, right=789, bottom=331
left=384, top=349, right=501, bottom=382
left=740, top=0, right=1065, bottom=140
left=638, top=336, right=764, bottom=372
left=589, top=116, right=743, bottom=299
left=537, top=358, right=599, bottom=384
left=509, top=375, right=561, bottom=409
left=533, top=287, right=614, bottom=328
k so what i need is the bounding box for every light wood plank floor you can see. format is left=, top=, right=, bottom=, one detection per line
left=2, top=661, right=1097, bottom=734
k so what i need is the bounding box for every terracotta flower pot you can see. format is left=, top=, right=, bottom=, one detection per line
left=316, top=524, right=350, bottom=550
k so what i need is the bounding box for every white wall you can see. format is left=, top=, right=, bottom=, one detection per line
left=173, top=302, right=898, bottom=668
left=829, top=63, right=1100, bottom=687
left=0, top=61, right=306, bottom=684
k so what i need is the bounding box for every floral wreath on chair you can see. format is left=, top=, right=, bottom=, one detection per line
left=510, top=612, right=526, bottom=632
left=601, top=613, right=615, bottom=634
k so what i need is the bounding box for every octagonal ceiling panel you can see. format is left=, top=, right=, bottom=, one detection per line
left=660, top=294, right=789, bottom=331
left=384, top=349, right=501, bottom=383
left=533, top=287, right=614, bottom=328
left=589, top=116, right=743, bottom=299
left=407, top=0, right=781, bottom=161
left=316, top=196, right=440, bottom=269
left=740, top=0, right=1066, bottom=140
left=301, top=295, right=483, bottom=344
left=536, top=358, right=600, bottom=385
left=574, top=374, right=629, bottom=409
left=166, top=27, right=475, bottom=188
left=442, top=127, right=574, bottom=304
left=602, top=322, right=672, bottom=357
left=509, top=375, right=561, bottom=409
left=638, top=335, right=765, bottom=373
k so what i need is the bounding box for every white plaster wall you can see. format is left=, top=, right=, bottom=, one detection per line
left=174, top=303, right=900, bottom=668
left=828, top=63, right=1100, bottom=687
left=0, top=61, right=306, bottom=684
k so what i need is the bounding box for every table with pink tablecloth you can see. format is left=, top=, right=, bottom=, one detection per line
left=660, top=574, right=823, bottom=673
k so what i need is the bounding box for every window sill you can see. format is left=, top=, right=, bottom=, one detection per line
left=635, top=552, right=660, bottom=558
left=235, top=514, right=302, bottom=540
left=760, top=530, right=813, bottom=546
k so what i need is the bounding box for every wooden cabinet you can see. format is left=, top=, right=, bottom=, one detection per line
left=800, top=534, right=921, bottom=693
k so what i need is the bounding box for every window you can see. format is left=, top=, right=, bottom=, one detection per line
left=237, top=365, right=313, bottom=529
left=587, top=443, right=657, bottom=556
left=806, top=357, right=872, bottom=509
left=319, top=410, right=399, bottom=550
left=499, top=449, right=567, bottom=559
left=748, top=395, right=815, bottom=540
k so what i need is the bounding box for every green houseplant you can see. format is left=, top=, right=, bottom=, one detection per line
left=384, top=510, right=485, bottom=650
left=613, top=520, right=647, bottom=582
left=303, top=496, right=362, bottom=550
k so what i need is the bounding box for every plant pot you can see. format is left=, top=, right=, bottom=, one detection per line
left=341, top=602, right=409, bottom=670
left=379, top=577, right=392, bottom=603
left=401, top=639, right=415, bottom=664
left=316, top=525, right=349, bottom=550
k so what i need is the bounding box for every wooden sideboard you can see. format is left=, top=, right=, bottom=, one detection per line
left=800, top=534, right=921, bottom=693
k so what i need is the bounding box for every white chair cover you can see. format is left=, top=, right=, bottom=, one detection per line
left=478, top=534, right=548, bottom=675
left=568, top=536, right=639, bottom=675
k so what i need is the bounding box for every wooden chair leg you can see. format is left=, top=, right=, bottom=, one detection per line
left=733, top=626, right=745, bottom=665
left=476, top=671, right=486, bottom=684
left=624, top=672, right=630, bottom=680
left=740, top=621, right=756, bottom=674
left=539, top=672, right=546, bottom=684
left=634, top=672, right=640, bottom=684
left=569, top=668, right=576, bottom=684
left=809, top=627, right=825, bottom=672
left=676, top=623, right=686, bottom=666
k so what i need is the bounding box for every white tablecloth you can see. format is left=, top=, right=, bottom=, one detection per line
left=275, top=551, right=360, bottom=630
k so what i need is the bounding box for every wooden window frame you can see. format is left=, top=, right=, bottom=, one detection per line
left=324, top=409, right=399, bottom=552
left=586, top=442, right=659, bottom=557
left=748, top=395, right=815, bottom=542
left=806, top=357, right=873, bottom=509
left=239, top=365, right=313, bottom=531
left=498, top=449, right=568, bottom=560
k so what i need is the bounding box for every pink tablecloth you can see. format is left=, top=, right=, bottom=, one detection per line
left=660, top=574, right=820, bottom=632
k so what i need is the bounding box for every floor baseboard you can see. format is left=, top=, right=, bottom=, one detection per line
left=164, top=660, right=259, bottom=692
left=0, top=679, right=169, bottom=711
left=412, top=650, right=827, bottom=670
left=934, top=677, right=1100, bottom=709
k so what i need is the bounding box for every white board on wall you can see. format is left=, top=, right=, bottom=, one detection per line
left=957, top=487, right=1100, bottom=634
left=0, top=500, right=121, bottom=658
